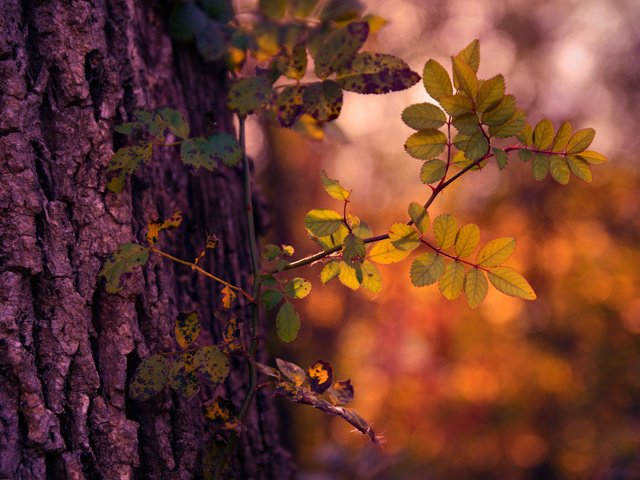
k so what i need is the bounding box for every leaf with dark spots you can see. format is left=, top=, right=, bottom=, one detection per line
left=314, top=21, right=369, bottom=79
left=336, top=53, right=420, bottom=94
left=303, top=81, right=343, bottom=122
left=129, top=354, right=169, bottom=401
left=276, top=86, right=305, bottom=127
left=307, top=360, right=334, bottom=394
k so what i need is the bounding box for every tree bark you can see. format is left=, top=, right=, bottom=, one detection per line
left=0, top=0, right=292, bottom=478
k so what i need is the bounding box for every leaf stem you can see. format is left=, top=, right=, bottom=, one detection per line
left=419, top=238, right=489, bottom=272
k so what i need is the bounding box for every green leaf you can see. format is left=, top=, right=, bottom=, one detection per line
left=304, top=209, right=344, bottom=237
left=314, top=21, right=368, bottom=79
left=519, top=149, right=534, bottom=163
left=227, top=76, right=274, bottom=117
left=552, top=121, right=572, bottom=151
left=319, top=0, right=364, bottom=22
left=464, top=130, right=489, bottom=160
left=285, top=43, right=308, bottom=80
left=439, top=94, right=473, bottom=117
left=168, top=2, right=208, bottom=42
left=106, top=142, right=153, bottom=193
left=452, top=112, right=480, bottom=135
left=455, top=39, right=480, bottom=73
left=404, top=129, right=448, bottom=160
left=489, top=109, right=526, bottom=138
left=464, top=268, right=488, bottom=309
left=532, top=153, right=550, bottom=181
left=438, top=260, right=465, bottom=300
left=175, top=312, right=201, bottom=348
left=276, top=302, right=301, bottom=342
left=533, top=119, right=554, bottom=150
left=566, top=128, right=595, bottom=154
left=401, top=103, right=447, bottom=130
left=276, top=358, right=306, bottom=385
left=336, top=52, right=420, bottom=94
left=566, top=155, right=593, bottom=183
left=275, top=85, right=304, bottom=127
left=315, top=224, right=349, bottom=249
left=303, top=80, right=343, bottom=122
left=550, top=155, right=570, bottom=185
left=389, top=223, right=421, bottom=251
left=518, top=122, right=534, bottom=145
left=261, top=289, right=284, bottom=310
left=368, top=239, right=411, bottom=265
left=320, top=170, right=350, bottom=200
left=477, top=74, right=505, bottom=112
left=338, top=261, right=361, bottom=290
left=481, top=95, right=516, bottom=127
left=129, top=354, right=169, bottom=401
left=452, top=57, right=478, bottom=99
left=433, top=214, right=457, bottom=249
left=577, top=150, right=607, bottom=165
left=320, top=261, right=341, bottom=284
left=477, top=237, right=516, bottom=267
left=422, top=59, right=453, bottom=100
left=100, top=243, right=149, bottom=294
left=410, top=252, right=445, bottom=287
left=157, top=108, right=190, bottom=139
left=180, top=133, right=241, bottom=171
left=343, top=234, right=366, bottom=267
left=488, top=266, right=536, bottom=300
left=420, top=159, right=447, bottom=184
left=327, top=380, right=355, bottom=406
left=351, top=220, right=372, bottom=239
left=493, top=147, right=508, bottom=170
left=169, top=353, right=200, bottom=399
left=290, top=0, right=319, bottom=18
left=307, top=360, right=334, bottom=394
left=285, top=277, right=312, bottom=299
left=194, top=346, right=231, bottom=385
left=408, top=202, right=430, bottom=234
left=260, top=0, right=286, bottom=19
left=455, top=224, right=480, bottom=258
left=361, top=261, right=382, bottom=294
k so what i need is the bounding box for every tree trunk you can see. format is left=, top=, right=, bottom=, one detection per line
left=0, top=0, right=293, bottom=478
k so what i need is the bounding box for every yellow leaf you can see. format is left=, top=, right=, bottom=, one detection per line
left=454, top=223, right=480, bottom=258
left=464, top=268, right=488, bottom=309
left=147, top=211, right=183, bottom=245
left=438, top=260, right=465, bottom=300
left=338, top=262, right=360, bottom=290
left=488, top=266, right=536, bottom=300
left=368, top=239, right=411, bottom=265
left=221, top=286, right=236, bottom=309
left=433, top=214, right=458, bottom=249
left=477, top=237, right=516, bottom=267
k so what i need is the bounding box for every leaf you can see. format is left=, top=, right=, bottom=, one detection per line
left=157, top=108, right=190, bottom=138
left=452, top=57, right=478, bottom=99
left=343, top=234, right=366, bottom=267
left=314, top=21, right=369, bottom=79
left=203, top=397, right=238, bottom=430
left=464, top=268, right=488, bottom=309
left=319, top=0, right=365, bottom=22
left=261, top=289, right=284, bottom=310
left=489, top=109, right=526, bottom=138
left=368, top=239, right=411, bottom=265
left=227, top=76, right=274, bottom=117
left=106, top=142, right=153, bottom=193
left=464, top=130, right=489, bottom=161
left=455, top=39, right=480, bottom=73
left=276, top=302, right=300, bottom=342
left=129, top=354, right=169, bottom=401
left=302, top=81, right=343, bottom=122
left=476, top=74, right=505, bottom=112
left=285, top=277, right=312, bottom=299
left=404, top=129, right=448, bottom=160
left=361, top=261, right=382, bottom=294
left=488, top=266, right=536, bottom=300
left=402, top=103, right=447, bottom=130
left=566, top=128, right=595, bottom=154
left=477, top=237, right=516, bottom=267
left=282, top=245, right=295, bottom=256
left=320, top=261, right=340, bottom=284
left=552, top=121, right=572, bottom=151
left=410, top=253, right=445, bottom=290
left=452, top=112, right=481, bottom=135
left=433, top=214, right=457, bottom=249
left=577, top=150, right=607, bottom=165
left=276, top=358, right=306, bottom=385
left=292, top=114, right=324, bottom=140
left=147, top=211, right=183, bottom=245
left=328, top=380, right=355, bottom=406
left=389, top=223, right=421, bottom=251
left=222, top=317, right=243, bottom=352
left=307, top=360, right=334, bottom=394
left=455, top=223, right=480, bottom=258
left=285, top=43, right=308, bottom=80
left=194, top=346, right=230, bottom=385
left=320, top=170, right=350, bottom=200
left=481, top=95, right=516, bottom=127
left=438, top=94, right=473, bottom=117
left=304, top=209, right=344, bottom=237
left=420, top=159, right=447, bottom=184
left=335, top=52, right=420, bottom=94
left=100, top=243, right=149, bottom=294
left=439, top=260, right=465, bottom=300
left=260, top=0, right=286, bottom=20
left=493, top=147, right=509, bottom=170
left=550, top=155, right=570, bottom=185
left=338, top=261, right=360, bottom=290
left=169, top=353, right=200, bottom=399
left=532, top=153, right=550, bottom=181
left=533, top=119, right=554, bottom=150
left=275, top=86, right=304, bottom=127
left=566, top=155, right=593, bottom=183
left=180, top=133, right=241, bottom=171
left=175, top=312, right=201, bottom=348
left=422, top=59, right=452, bottom=100
left=315, top=224, right=349, bottom=249
left=221, top=285, right=236, bottom=309
left=408, top=202, right=430, bottom=234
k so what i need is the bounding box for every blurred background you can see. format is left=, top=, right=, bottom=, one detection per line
left=251, top=0, right=640, bottom=478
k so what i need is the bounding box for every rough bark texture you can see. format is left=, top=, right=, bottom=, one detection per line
left=0, top=0, right=293, bottom=478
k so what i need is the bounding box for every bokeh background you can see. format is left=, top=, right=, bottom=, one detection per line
left=252, top=1, right=640, bottom=478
